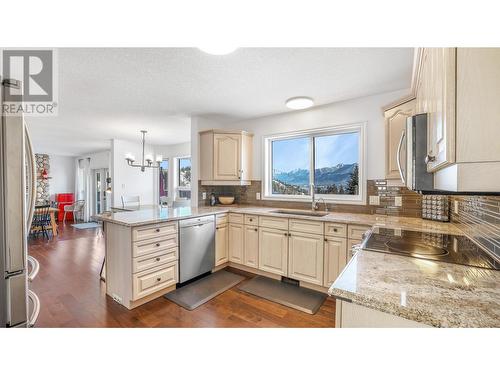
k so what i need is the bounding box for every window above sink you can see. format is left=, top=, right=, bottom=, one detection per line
left=263, top=122, right=366, bottom=205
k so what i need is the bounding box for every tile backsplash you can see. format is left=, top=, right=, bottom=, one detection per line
left=198, top=179, right=422, bottom=217
left=451, top=196, right=500, bottom=259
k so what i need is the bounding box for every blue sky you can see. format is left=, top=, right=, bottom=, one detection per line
left=272, top=132, right=359, bottom=172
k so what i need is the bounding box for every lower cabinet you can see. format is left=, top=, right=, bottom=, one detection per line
left=228, top=223, right=244, bottom=264
left=323, top=236, right=347, bottom=287
left=244, top=225, right=259, bottom=268
left=259, top=227, right=288, bottom=276
left=288, top=232, right=324, bottom=286
left=215, top=223, right=229, bottom=266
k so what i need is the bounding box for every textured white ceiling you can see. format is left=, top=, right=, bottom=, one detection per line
left=27, top=48, right=413, bottom=156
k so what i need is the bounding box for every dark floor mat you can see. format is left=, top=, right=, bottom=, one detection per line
left=238, top=276, right=327, bottom=314
left=164, top=270, right=245, bottom=310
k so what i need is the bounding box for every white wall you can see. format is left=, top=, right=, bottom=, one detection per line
left=48, top=154, right=76, bottom=200
left=228, top=89, right=409, bottom=181
left=111, top=139, right=156, bottom=207
left=153, top=142, right=191, bottom=203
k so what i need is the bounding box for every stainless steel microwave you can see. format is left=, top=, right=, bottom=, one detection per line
left=397, top=113, right=435, bottom=193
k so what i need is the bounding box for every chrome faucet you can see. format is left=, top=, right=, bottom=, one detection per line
left=310, top=184, right=319, bottom=211
left=317, top=197, right=328, bottom=212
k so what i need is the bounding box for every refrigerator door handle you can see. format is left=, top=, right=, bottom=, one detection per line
left=27, top=290, right=40, bottom=327
left=396, top=130, right=406, bottom=185
left=27, top=256, right=39, bottom=282
left=25, top=123, right=37, bottom=230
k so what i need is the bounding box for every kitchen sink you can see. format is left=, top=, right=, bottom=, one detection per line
left=271, top=209, right=329, bottom=217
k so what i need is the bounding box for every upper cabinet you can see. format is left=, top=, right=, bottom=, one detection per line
left=199, top=130, right=253, bottom=185
left=411, top=48, right=500, bottom=192
left=415, top=48, right=456, bottom=173
left=384, top=98, right=415, bottom=182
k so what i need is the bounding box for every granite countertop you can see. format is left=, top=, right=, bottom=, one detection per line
left=96, top=204, right=457, bottom=233
left=329, top=250, right=500, bottom=327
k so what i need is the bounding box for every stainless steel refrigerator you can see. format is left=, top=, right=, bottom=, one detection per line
left=1, top=78, right=40, bottom=328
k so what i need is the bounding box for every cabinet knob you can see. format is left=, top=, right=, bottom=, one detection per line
left=156, top=243, right=160, bottom=247
left=425, top=155, right=436, bottom=164
left=284, top=233, right=287, bottom=237
left=216, top=227, right=219, bottom=230
left=333, top=228, right=338, bottom=232
left=249, top=218, right=253, bottom=222
left=324, top=238, right=327, bottom=242
left=254, top=228, right=258, bottom=232
left=155, top=228, right=160, bottom=232
left=156, top=277, right=162, bottom=282
left=155, top=257, right=160, bottom=261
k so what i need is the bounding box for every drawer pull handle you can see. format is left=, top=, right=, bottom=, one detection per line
left=156, top=243, right=160, bottom=247
left=155, top=228, right=160, bottom=232
left=156, top=277, right=162, bottom=282
left=333, top=228, right=338, bottom=232
left=249, top=218, right=253, bottom=221
left=155, top=257, right=161, bottom=261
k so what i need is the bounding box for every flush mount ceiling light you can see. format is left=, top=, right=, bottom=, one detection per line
left=198, top=46, right=238, bottom=55
left=285, top=97, right=314, bottom=110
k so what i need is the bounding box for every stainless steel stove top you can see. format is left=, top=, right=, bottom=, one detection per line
left=362, top=227, right=499, bottom=270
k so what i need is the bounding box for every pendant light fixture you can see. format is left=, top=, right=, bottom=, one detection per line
left=125, top=130, right=162, bottom=172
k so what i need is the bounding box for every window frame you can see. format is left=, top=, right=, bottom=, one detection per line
left=175, top=156, right=192, bottom=199
left=262, top=122, right=366, bottom=205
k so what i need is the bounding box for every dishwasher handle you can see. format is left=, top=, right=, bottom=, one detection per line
left=179, top=215, right=215, bottom=228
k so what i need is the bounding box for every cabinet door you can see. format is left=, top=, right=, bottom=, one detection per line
left=288, top=232, right=324, bottom=286
left=385, top=100, right=415, bottom=181
left=243, top=225, right=259, bottom=268
left=324, top=236, right=347, bottom=287
left=215, top=224, right=229, bottom=266
left=213, top=133, right=241, bottom=180
left=456, top=48, right=500, bottom=163
left=228, top=223, right=244, bottom=264
left=416, top=48, right=456, bottom=172
left=258, top=227, right=288, bottom=276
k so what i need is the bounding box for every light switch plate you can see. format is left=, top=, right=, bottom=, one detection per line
left=256, top=192, right=261, bottom=200
left=395, top=196, right=403, bottom=207
left=202, top=192, right=207, bottom=200
left=369, top=195, right=380, bottom=205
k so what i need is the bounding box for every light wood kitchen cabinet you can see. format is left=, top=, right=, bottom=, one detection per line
left=228, top=223, right=244, bottom=264
left=323, top=236, right=347, bottom=287
left=415, top=48, right=456, bottom=173
left=288, top=232, right=324, bottom=286
left=259, top=226, right=288, bottom=276
left=215, top=223, right=229, bottom=266
left=413, top=47, right=500, bottom=191
left=384, top=99, right=415, bottom=181
left=243, top=225, right=259, bottom=268
left=199, top=129, right=253, bottom=185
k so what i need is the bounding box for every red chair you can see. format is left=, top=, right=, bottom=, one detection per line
left=56, top=193, right=74, bottom=222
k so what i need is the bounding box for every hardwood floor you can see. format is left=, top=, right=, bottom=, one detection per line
left=28, top=224, right=336, bottom=328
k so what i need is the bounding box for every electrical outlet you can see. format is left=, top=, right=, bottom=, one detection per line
left=369, top=195, right=380, bottom=205
left=454, top=200, right=459, bottom=214
left=256, top=192, right=261, bottom=200
left=202, top=192, right=207, bottom=200
left=395, top=196, right=403, bottom=207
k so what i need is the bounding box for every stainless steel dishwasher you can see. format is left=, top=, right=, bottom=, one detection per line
left=178, top=215, right=215, bottom=283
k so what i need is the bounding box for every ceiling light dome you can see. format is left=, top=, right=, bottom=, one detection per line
left=198, top=46, right=238, bottom=55
left=285, top=97, right=314, bottom=110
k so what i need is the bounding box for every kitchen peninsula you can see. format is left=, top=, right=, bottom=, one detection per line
left=94, top=204, right=499, bottom=328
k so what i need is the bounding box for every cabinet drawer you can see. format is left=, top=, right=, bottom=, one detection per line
left=216, top=213, right=228, bottom=226
left=132, top=248, right=178, bottom=273
left=324, top=223, right=347, bottom=238
left=244, top=214, right=258, bottom=225
left=228, top=213, right=244, bottom=224
left=132, top=262, right=177, bottom=301
left=289, top=219, right=324, bottom=235
left=132, top=234, right=178, bottom=258
left=348, top=224, right=371, bottom=240
left=132, top=222, right=177, bottom=242
left=259, top=215, right=288, bottom=230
